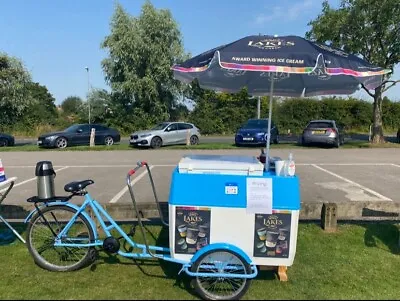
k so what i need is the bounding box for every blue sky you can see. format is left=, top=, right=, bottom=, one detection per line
left=1, top=0, right=398, bottom=105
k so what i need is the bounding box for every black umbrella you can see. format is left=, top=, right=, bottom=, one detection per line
left=171, top=35, right=391, bottom=167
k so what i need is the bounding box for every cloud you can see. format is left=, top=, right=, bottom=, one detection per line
left=255, top=0, right=315, bottom=25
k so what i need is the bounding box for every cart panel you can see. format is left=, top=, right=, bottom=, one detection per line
left=169, top=167, right=300, bottom=210
left=169, top=204, right=299, bottom=266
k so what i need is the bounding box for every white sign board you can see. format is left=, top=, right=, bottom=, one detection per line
left=246, top=177, right=272, bottom=214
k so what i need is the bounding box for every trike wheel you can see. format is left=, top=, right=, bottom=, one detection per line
left=191, top=249, right=252, bottom=300
left=26, top=205, right=95, bottom=272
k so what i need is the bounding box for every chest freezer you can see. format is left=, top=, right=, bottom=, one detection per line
left=178, top=154, right=264, bottom=176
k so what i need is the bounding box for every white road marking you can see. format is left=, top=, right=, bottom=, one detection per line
left=109, top=166, right=154, bottom=204
left=391, top=164, right=400, bottom=168
left=315, top=182, right=386, bottom=201
left=312, top=164, right=392, bottom=201
left=0, top=166, right=69, bottom=193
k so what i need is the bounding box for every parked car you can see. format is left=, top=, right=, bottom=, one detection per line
left=0, top=133, right=15, bottom=147
left=235, top=118, right=279, bottom=146
left=397, top=128, right=400, bottom=143
left=37, top=124, right=121, bottom=149
left=301, top=120, right=344, bottom=147
left=129, top=122, right=200, bottom=149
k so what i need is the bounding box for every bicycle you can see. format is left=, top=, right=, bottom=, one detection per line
left=24, top=161, right=258, bottom=300
left=0, top=177, right=26, bottom=244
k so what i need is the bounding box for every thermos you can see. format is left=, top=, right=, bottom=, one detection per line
left=35, top=161, right=56, bottom=199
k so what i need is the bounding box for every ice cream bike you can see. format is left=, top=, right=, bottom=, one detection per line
left=23, top=35, right=388, bottom=301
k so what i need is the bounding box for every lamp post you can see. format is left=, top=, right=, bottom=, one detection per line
left=85, top=66, right=91, bottom=124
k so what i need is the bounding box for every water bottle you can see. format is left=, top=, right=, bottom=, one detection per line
left=287, top=153, right=295, bottom=176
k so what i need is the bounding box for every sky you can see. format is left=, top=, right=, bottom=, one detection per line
left=0, top=0, right=399, bottom=105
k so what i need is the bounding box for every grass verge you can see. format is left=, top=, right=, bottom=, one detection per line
left=0, top=222, right=399, bottom=299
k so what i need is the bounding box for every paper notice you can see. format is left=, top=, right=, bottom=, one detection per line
left=246, top=177, right=272, bottom=214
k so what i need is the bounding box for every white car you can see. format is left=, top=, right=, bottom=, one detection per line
left=129, top=122, right=201, bottom=149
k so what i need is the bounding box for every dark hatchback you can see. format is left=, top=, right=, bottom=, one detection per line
left=37, top=124, right=121, bottom=148
left=235, top=118, right=279, bottom=146
left=0, top=133, right=15, bottom=147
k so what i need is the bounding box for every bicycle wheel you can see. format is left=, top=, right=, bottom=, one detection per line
left=191, top=249, right=252, bottom=300
left=26, top=205, right=95, bottom=272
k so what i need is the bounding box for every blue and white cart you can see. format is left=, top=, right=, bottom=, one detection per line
left=23, top=154, right=300, bottom=301
left=167, top=154, right=301, bottom=299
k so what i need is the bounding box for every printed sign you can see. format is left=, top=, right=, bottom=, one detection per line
left=225, top=183, right=238, bottom=195
left=175, top=206, right=211, bottom=254
left=246, top=177, right=272, bottom=214
left=253, top=212, right=291, bottom=258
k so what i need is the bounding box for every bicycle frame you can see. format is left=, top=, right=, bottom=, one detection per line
left=25, top=161, right=259, bottom=281
left=26, top=164, right=188, bottom=266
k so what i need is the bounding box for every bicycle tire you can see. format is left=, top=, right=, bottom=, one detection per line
left=26, top=205, right=95, bottom=272
left=191, top=249, right=252, bottom=300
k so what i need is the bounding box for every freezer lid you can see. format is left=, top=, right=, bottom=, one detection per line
left=178, top=154, right=264, bottom=175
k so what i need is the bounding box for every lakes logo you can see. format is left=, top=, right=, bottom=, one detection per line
left=248, top=38, right=295, bottom=50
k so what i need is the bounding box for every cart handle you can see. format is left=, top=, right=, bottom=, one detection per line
left=126, top=161, right=147, bottom=180
left=126, top=161, right=169, bottom=228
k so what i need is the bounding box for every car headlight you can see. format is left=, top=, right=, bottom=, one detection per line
left=46, top=135, right=58, bottom=140
left=140, top=134, right=152, bottom=138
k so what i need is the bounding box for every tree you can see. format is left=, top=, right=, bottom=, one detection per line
left=306, top=0, right=400, bottom=143
left=79, top=88, right=112, bottom=124
left=19, top=82, right=58, bottom=127
left=61, top=96, right=83, bottom=116
left=100, top=1, right=189, bottom=126
left=0, top=52, right=33, bottom=128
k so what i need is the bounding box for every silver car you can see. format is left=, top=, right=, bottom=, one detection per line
left=129, top=122, right=201, bottom=149
left=301, top=119, right=344, bottom=147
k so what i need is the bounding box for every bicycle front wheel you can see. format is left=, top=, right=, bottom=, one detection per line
left=26, top=205, right=95, bottom=272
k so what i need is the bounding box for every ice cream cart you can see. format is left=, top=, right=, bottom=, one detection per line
left=168, top=154, right=300, bottom=268
left=23, top=154, right=300, bottom=301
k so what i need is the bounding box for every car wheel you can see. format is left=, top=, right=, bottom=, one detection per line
left=55, top=137, right=68, bottom=149
left=104, top=136, right=114, bottom=146
left=0, top=138, right=8, bottom=147
left=150, top=136, right=162, bottom=149
left=189, top=135, right=199, bottom=145
left=273, top=136, right=279, bottom=144
left=334, top=138, right=340, bottom=148
left=301, top=136, right=307, bottom=146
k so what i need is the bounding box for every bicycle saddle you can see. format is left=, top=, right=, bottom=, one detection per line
left=64, top=179, right=94, bottom=193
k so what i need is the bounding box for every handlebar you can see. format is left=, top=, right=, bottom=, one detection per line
left=126, top=161, right=148, bottom=183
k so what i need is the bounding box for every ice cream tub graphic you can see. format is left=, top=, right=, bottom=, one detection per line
left=177, top=224, right=187, bottom=237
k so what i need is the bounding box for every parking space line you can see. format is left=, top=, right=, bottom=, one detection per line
left=311, top=164, right=392, bottom=201
left=109, top=166, right=155, bottom=204
left=0, top=166, right=69, bottom=193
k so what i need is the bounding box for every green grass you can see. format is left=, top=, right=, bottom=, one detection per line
left=2, top=140, right=400, bottom=152
left=0, top=222, right=399, bottom=299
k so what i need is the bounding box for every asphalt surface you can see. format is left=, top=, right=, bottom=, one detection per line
left=1, top=148, right=400, bottom=221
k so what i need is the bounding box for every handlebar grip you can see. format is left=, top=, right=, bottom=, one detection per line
left=128, top=169, right=136, bottom=176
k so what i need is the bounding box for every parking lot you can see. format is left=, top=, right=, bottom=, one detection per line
left=1, top=148, right=400, bottom=220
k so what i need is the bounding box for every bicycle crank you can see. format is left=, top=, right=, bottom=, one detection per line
left=103, top=236, right=120, bottom=254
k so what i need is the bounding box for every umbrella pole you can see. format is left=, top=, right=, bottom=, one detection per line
left=265, top=76, right=274, bottom=171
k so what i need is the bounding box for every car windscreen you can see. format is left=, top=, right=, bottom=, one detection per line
left=151, top=123, right=169, bottom=130
left=306, top=122, right=333, bottom=129
left=243, top=120, right=268, bottom=129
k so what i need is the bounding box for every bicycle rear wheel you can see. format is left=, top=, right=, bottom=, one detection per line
left=26, top=205, right=95, bottom=272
